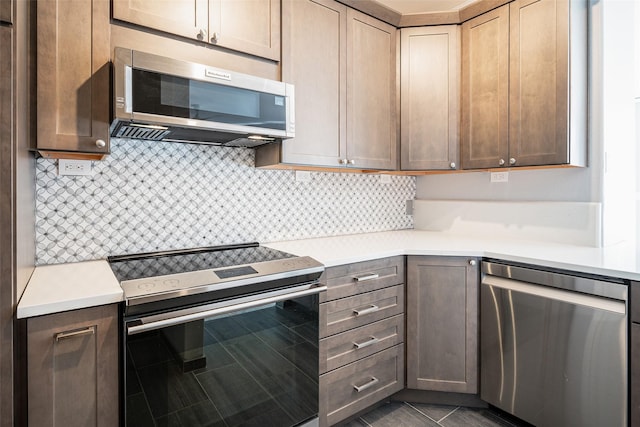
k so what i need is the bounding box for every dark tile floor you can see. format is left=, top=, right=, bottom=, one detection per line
left=339, top=401, right=531, bottom=427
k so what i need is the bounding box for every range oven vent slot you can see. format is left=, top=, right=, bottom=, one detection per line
left=114, top=124, right=171, bottom=141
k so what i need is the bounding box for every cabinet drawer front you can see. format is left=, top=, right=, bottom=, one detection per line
left=320, top=285, right=404, bottom=337
left=320, top=345, right=404, bottom=427
left=322, top=256, right=404, bottom=302
left=320, top=314, right=404, bottom=373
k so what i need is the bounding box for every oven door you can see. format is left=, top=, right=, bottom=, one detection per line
left=123, top=283, right=325, bottom=427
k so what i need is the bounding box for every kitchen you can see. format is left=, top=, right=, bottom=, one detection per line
left=1, top=0, right=639, bottom=426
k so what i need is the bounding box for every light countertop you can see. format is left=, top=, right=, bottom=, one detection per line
left=17, top=230, right=640, bottom=319
left=16, top=260, right=123, bottom=319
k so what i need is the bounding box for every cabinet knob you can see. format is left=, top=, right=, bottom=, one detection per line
left=339, top=159, right=348, bottom=165
left=95, top=139, right=106, bottom=148
left=450, top=162, right=456, bottom=169
left=509, top=158, right=517, bottom=165
left=197, top=29, right=206, bottom=40
left=348, top=159, right=355, bottom=165
left=210, top=32, right=218, bottom=43
left=498, top=158, right=505, bottom=166
left=469, top=259, right=477, bottom=266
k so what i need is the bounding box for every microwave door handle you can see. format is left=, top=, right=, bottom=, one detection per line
left=126, top=284, right=327, bottom=335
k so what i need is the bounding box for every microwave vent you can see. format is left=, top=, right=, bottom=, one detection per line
left=114, top=124, right=171, bottom=141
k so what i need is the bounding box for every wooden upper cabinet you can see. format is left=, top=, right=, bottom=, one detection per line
left=347, top=9, right=397, bottom=170
left=460, top=5, right=509, bottom=170
left=256, top=0, right=397, bottom=171
left=0, top=0, right=11, bottom=24
left=400, top=25, right=460, bottom=171
left=113, top=0, right=281, bottom=61
left=462, top=0, right=586, bottom=170
left=509, top=0, right=570, bottom=167
left=36, top=0, right=111, bottom=159
left=278, top=0, right=347, bottom=167
left=112, top=0, right=208, bottom=41
left=209, top=0, right=280, bottom=61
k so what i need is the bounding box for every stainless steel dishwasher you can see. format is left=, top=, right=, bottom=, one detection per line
left=481, top=260, right=627, bottom=427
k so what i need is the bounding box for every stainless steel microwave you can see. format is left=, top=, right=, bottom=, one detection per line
left=110, top=48, right=295, bottom=147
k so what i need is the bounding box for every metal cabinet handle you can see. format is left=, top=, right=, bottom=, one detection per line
left=197, top=29, right=206, bottom=40
left=55, top=326, right=95, bottom=342
left=95, top=139, right=106, bottom=148
left=353, top=273, right=379, bottom=282
left=469, top=259, right=477, bottom=266
left=353, top=336, right=380, bottom=349
left=353, top=377, right=379, bottom=393
left=498, top=158, right=505, bottom=166
left=339, top=159, right=348, bottom=165
left=210, top=32, right=218, bottom=43
left=353, top=304, right=379, bottom=317
left=509, top=157, right=516, bottom=165
left=348, top=159, right=355, bottom=165
left=450, top=162, right=456, bottom=169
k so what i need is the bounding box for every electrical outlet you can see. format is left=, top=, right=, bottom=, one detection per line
left=406, top=200, right=414, bottom=215
left=490, top=171, right=509, bottom=183
left=58, top=159, right=93, bottom=176
left=379, top=174, right=392, bottom=184
left=295, top=170, right=312, bottom=182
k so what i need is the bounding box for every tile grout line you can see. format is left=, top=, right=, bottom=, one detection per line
left=437, top=406, right=461, bottom=425
left=403, top=401, right=447, bottom=425
left=358, top=416, right=373, bottom=426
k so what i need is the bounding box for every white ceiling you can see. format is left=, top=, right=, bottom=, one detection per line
left=374, top=0, right=476, bottom=14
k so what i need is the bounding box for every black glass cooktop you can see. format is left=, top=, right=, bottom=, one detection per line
left=108, top=243, right=296, bottom=282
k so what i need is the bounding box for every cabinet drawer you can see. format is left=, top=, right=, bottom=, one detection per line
left=320, top=314, right=404, bottom=374
left=320, top=344, right=404, bottom=427
left=321, top=256, right=405, bottom=303
left=320, top=284, right=404, bottom=338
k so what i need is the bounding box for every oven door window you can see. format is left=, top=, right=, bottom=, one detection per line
left=125, top=297, right=318, bottom=427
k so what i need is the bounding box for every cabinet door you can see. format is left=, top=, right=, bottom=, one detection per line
left=113, top=0, right=208, bottom=42
left=27, top=305, right=119, bottom=427
left=279, top=0, right=347, bottom=167
left=509, top=0, right=569, bottom=166
left=632, top=322, right=640, bottom=427
left=209, top=0, right=280, bottom=61
left=406, top=256, right=479, bottom=393
left=0, top=0, right=11, bottom=24
left=37, top=0, right=110, bottom=158
left=400, top=26, right=460, bottom=171
left=460, top=5, right=509, bottom=170
left=347, top=9, right=397, bottom=170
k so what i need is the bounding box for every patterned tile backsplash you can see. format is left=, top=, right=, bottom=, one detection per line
left=35, top=139, right=415, bottom=265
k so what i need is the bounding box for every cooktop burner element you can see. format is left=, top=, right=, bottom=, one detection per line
left=108, top=243, right=324, bottom=315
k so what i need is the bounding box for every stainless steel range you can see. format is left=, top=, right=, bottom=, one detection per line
left=109, top=243, right=325, bottom=427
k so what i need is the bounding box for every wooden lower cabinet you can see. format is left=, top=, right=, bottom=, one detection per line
left=406, top=256, right=479, bottom=394
left=320, top=345, right=404, bottom=427
left=27, top=304, right=119, bottom=427
left=319, top=257, right=406, bottom=426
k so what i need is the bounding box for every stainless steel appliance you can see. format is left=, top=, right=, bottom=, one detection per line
left=109, top=243, right=324, bottom=427
left=111, top=48, right=295, bottom=147
left=481, top=260, right=627, bottom=427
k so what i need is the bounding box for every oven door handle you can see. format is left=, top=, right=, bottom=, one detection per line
left=127, top=284, right=327, bottom=335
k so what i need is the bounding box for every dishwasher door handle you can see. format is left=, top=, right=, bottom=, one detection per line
left=482, top=276, right=625, bottom=314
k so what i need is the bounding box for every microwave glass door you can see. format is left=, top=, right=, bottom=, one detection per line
left=131, top=69, right=287, bottom=131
